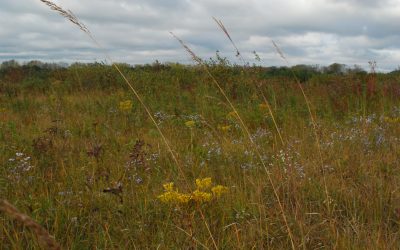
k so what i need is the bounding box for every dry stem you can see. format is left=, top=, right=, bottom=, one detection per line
left=0, top=199, right=61, bottom=250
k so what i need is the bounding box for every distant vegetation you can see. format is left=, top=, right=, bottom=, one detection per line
left=0, top=59, right=373, bottom=81
left=2, top=58, right=399, bottom=94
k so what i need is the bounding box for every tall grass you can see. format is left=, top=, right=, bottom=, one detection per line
left=1, top=63, right=400, bottom=248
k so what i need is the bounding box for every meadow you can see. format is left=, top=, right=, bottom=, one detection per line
left=0, top=60, right=399, bottom=249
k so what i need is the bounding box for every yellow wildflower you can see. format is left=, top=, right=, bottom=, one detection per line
left=119, top=100, right=133, bottom=112
left=176, top=193, right=191, bottom=204
left=158, top=191, right=188, bottom=204
left=163, top=182, right=175, bottom=192
left=219, top=125, right=231, bottom=132
left=158, top=182, right=191, bottom=205
left=0, top=108, right=6, bottom=113
left=185, top=120, right=195, bottom=128
left=157, top=191, right=190, bottom=204
left=211, top=185, right=229, bottom=197
left=157, top=178, right=228, bottom=206
left=158, top=191, right=176, bottom=203
left=384, top=117, right=400, bottom=123
left=191, top=190, right=212, bottom=203
left=195, top=177, right=212, bottom=190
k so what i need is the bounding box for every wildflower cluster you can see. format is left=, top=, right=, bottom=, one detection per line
left=119, top=100, right=133, bottom=112
left=154, top=111, right=174, bottom=125
left=157, top=182, right=191, bottom=204
left=7, top=152, right=34, bottom=181
left=271, top=147, right=304, bottom=178
left=158, top=178, right=228, bottom=205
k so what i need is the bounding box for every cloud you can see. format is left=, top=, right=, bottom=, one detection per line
left=328, top=0, right=395, bottom=7
left=0, top=0, right=399, bottom=70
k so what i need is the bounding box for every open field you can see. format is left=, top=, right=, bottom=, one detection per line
left=0, top=62, right=400, bottom=249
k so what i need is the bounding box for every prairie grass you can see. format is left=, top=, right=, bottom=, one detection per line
left=1, top=62, right=400, bottom=249
left=0, top=1, right=400, bottom=249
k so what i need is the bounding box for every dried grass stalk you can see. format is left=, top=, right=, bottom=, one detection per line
left=0, top=199, right=61, bottom=250
left=272, top=40, right=287, bottom=61
left=170, top=32, right=202, bottom=64
left=212, top=17, right=245, bottom=64
left=39, top=0, right=91, bottom=36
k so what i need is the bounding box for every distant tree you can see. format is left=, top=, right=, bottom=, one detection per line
left=324, top=63, right=347, bottom=75
left=290, top=64, right=320, bottom=82
left=388, top=66, right=400, bottom=75
left=1, top=60, right=20, bottom=69
left=264, top=66, right=290, bottom=77
left=346, top=64, right=367, bottom=75
left=25, top=60, right=44, bottom=68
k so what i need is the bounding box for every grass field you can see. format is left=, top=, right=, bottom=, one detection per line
left=1, top=61, right=400, bottom=248
left=0, top=1, right=399, bottom=248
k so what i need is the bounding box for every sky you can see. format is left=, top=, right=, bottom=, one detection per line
left=1, top=0, right=400, bottom=71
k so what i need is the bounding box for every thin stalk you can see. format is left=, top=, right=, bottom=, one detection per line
left=0, top=199, right=61, bottom=250
left=272, top=40, right=332, bottom=216
left=260, top=91, right=285, bottom=145
left=212, top=17, right=246, bottom=66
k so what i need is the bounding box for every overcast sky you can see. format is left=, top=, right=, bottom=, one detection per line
left=1, top=0, right=400, bottom=71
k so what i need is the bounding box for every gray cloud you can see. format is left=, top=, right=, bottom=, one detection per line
left=0, top=0, right=399, bottom=71
left=328, top=0, right=396, bottom=7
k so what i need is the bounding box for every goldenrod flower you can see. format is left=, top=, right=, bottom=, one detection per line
left=158, top=182, right=191, bottom=205
left=185, top=120, right=195, bottom=128
left=119, top=100, right=133, bottom=112
left=158, top=178, right=228, bottom=206
left=219, top=125, right=231, bottom=132
left=211, top=185, right=229, bottom=197
left=191, top=190, right=212, bottom=203
left=176, top=193, right=191, bottom=204
left=195, top=177, right=212, bottom=190
left=384, top=117, right=400, bottom=123
left=157, top=191, right=190, bottom=204
left=158, top=191, right=176, bottom=203
left=163, top=182, right=175, bottom=192
left=158, top=191, right=181, bottom=204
